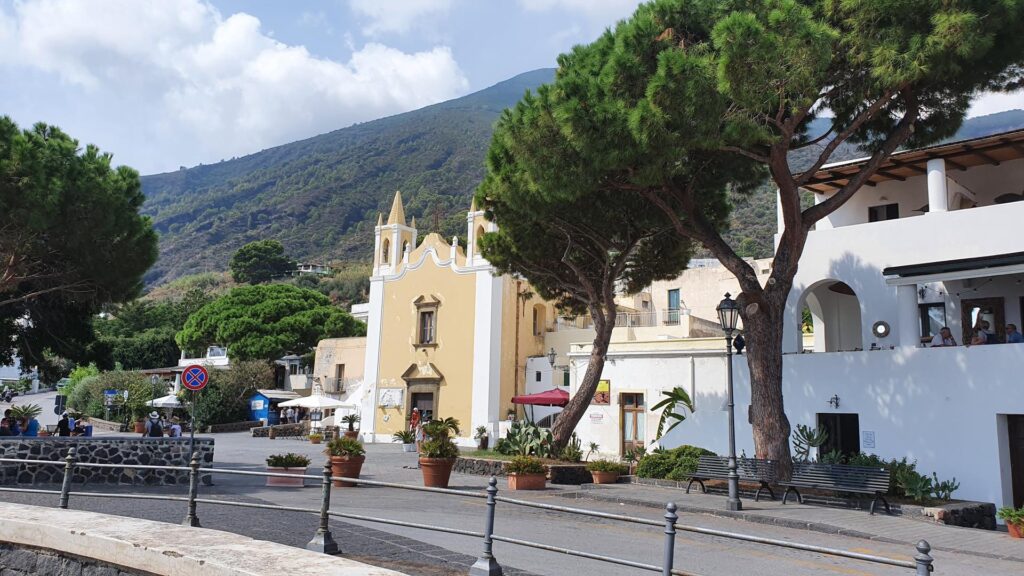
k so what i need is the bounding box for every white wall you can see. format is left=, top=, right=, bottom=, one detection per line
left=572, top=342, right=1024, bottom=508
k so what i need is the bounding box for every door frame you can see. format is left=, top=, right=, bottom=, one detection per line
left=619, top=392, right=645, bottom=455
left=960, top=296, right=1005, bottom=344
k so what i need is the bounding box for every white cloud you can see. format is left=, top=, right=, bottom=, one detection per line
left=349, top=0, right=452, bottom=36
left=0, top=0, right=468, bottom=173
left=968, top=89, right=1024, bottom=118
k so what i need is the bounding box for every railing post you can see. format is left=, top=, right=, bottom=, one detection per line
left=307, top=460, right=340, bottom=554
left=469, top=476, right=502, bottom=576
left=914, top=540, right=933, bottom=574
left=662, top=502, right=678, bottom=576
left=182, top=451, right=201, bottom=527
left=59, top=447, right=76, bottom=509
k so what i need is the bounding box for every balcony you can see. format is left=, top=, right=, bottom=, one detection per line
left=321, top=377, right=359, bottom=394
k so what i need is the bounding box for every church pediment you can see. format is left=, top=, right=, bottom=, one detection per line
left=401, top=361, right=444, bottom=382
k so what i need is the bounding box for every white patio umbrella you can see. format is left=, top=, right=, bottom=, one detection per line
left=276, top=395, right=355, bottom=410
left=146, top=394, right=182, bottom=408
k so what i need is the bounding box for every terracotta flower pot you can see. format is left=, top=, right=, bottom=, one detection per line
left=330, top=455, right=365, bottom=487
left=133, top=421, right=146, bottom=434
left=1008, top=521, right=1024, bottom=539
left=309, top=437, right=322, bottom=445
left=590, top=471, right=620, bottom=484
left=266, top=466, right=306, bottom=487
left=508, top=472, right=546, bottom=491
left=344, top=430, right=359, bottom=439
left=419, top=457, right=456, bottom=488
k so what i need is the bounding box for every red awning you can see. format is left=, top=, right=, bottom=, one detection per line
left=511, top=388, right=569, bottom=407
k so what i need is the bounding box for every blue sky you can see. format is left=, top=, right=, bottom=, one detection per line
left=1, top=0, right=1021, bottom=175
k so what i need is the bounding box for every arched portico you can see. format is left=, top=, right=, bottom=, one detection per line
left=796, top=279, right=864, bottom=352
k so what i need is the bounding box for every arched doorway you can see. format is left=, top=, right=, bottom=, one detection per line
left=797, top=280, right=864, bottom=352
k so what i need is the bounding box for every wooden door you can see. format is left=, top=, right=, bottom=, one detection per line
left=961, top=297, right=1005, bottom=344
left=1009, top=415, right=1024, bottom=508
left=620, top=393, right=645, bottom=454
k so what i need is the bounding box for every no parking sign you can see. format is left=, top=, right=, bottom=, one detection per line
left=182, top=365, right=209, bottom=391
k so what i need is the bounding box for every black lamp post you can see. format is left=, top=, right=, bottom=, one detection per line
left=716, top=292, right=742, bottom=511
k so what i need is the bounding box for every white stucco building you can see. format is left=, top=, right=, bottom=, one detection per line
left=568, top=129, right=1024, bottom=511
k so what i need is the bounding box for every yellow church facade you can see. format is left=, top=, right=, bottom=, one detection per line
left=362, top=192, right=555, bottom=444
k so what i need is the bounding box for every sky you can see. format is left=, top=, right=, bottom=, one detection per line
left=1, top=0, right=1021, bottom=176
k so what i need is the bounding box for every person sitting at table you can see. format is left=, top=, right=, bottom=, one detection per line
left=930, top=327, right=957, bottom=347
left=71, top=419, right=87, bottom=436
left=0, top=418, right=12, bottom=436
left=1006, top=323, right=1024, bottom=344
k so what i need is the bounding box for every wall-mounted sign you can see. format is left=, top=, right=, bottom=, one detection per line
left=250, top=400, right=265, bottom=411
left=589, top=413, right=604, bottom=422
left=378, top=388, right=404, bottom=407
left=861, top=430, right=876, bottom=449
left=592, top=380, right=610, bottom=405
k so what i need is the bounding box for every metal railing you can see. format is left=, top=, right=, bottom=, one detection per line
left=0, top=448, right=935, bottom=576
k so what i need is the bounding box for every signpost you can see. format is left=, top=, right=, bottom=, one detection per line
left=181, top=365, right=209, bottom=458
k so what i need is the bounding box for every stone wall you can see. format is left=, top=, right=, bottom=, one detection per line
left=0, top=544, right=147, bottom=576
left=454, top=457, right=590, bottom=485
left=0, top=437, right=214, bottom=486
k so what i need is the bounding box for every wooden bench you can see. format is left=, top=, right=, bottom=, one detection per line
left=686, top=455, right=778, bottom=502
left=780, top=462, right=892, bottom=515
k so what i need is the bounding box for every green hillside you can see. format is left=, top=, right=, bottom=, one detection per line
left=140, top=69, right=1024, bottom=285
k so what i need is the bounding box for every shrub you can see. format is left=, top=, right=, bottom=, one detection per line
left=307, top=433, right=323, bottom=441
left=559, top=433, right=583, bottom=462
left=67, top=370, right=164, bottom=420
left=665, top=455, right=700, bottom=481
left=637, top=445, right=715, bottom=479
left=498, top=420, right=553, bottom=457
left=266, top=453, right=311, bottom=468
left=586, top=459, right=627, bottom=474
left=324, top=437, right=365, bottom=458
left=421, top=417, right=460, bottom=459
left=636, top=453, right=676, bottom=479
left=8, top=404, right=42, bottom=420
left=507, top=456, right=545, bottom=474
left=392, top=430, right=415, bottom=443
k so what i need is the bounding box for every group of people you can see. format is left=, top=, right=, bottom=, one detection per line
left=277, top=406, right=308, bottom=424
left=0, top=408, right=38, bottom=436
left=141, top=411, right=182, bottom=438
left=929, top=322, right=1024, bottom=347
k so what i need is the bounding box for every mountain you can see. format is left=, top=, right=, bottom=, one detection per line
left=140, top=71, right=1024, bottom=285
left=140, top=68, right=556, bottom=285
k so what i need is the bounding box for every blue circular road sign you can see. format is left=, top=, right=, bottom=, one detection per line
left=182, top=365, right=209, bottom=391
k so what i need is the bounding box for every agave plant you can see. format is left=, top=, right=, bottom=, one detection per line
left=8, top=403, right=42, bottom=420
left=651, top=387, right=694, bottom=440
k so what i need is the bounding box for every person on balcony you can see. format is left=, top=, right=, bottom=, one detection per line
left=970, top=321, right=994, bottom=345
left=1006, top=324, right=1023, bottom=344
left=930, top=327, right=957, bottom=347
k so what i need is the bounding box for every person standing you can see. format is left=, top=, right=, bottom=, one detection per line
left=143, top=411, right=164, bottom=438
left=286, top=407, right=295, bottom=424
left=168, top=417, right=183, bottom=437
left=56, top=413, right=71, bottom=437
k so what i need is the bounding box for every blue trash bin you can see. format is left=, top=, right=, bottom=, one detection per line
left=84, top=425, right=93, bottom=437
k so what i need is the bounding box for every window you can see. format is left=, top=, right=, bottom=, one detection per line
left=918, top=303, right=946, bottom=339
left=532, top=307, right=538, bottom=335
left=563, top=371, right=570, bottom=387
left=334, top=364, right=345, bottom=380
left=868, top=203, right=899, bottom=222
left=532, top=304, right=546, bottom=336
left=535, top=371, right=542, bottom=382
left=419, top=310, right=436, bottom=345
left=667, top=289, right=680, bottom=324
left=413, top=295, right=441, bottom=347
left=382, top=238, right=390, bottom=264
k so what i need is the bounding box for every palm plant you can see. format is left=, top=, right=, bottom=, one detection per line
left=341, top=413, right=361, bottom=432
left=8, top=404, right=42, bottom=420
left=651, top=387, right=694, bottom=440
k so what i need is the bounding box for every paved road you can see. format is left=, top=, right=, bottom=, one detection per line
left=3, top=431, right=1019, bottom=575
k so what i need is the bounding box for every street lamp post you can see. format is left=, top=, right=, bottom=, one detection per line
left=716, top=293, right=742, bottom=512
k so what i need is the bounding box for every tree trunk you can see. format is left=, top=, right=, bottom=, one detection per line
left=740, top=293, right=794, bottom=480
left=551, top=316, right=615, bottom=450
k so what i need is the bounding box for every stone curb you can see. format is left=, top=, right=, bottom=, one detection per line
left=560, top=489, right=1024, bottom=564
left=0, top=502, right=406, bottom=575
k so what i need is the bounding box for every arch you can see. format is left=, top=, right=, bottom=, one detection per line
left=795, top=279, right=863, bottom=353
left=381, top=238, right=391, bottom=264
left=402, top=240, right=410, bottom=255
left=475, top=224, right=486, bottom=243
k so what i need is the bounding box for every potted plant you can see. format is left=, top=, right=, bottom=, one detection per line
left=419, top=417, right=461, bottom=488
left=474, top=425, right=490, bottom=450
left=308, top=432, right=323, bottom=445
left=393, top=430, right=417, bottom=452
left=325, top=436, right=366, bottom=487
left=507, top=456, right=547, bottom=490
left=998, top=506, right=1024, bottom=538
left=265, top=453, right=311, bottom=487
left=586, top=459, right=628, bottom=484
left=341, top=414, right=361, bottom=439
